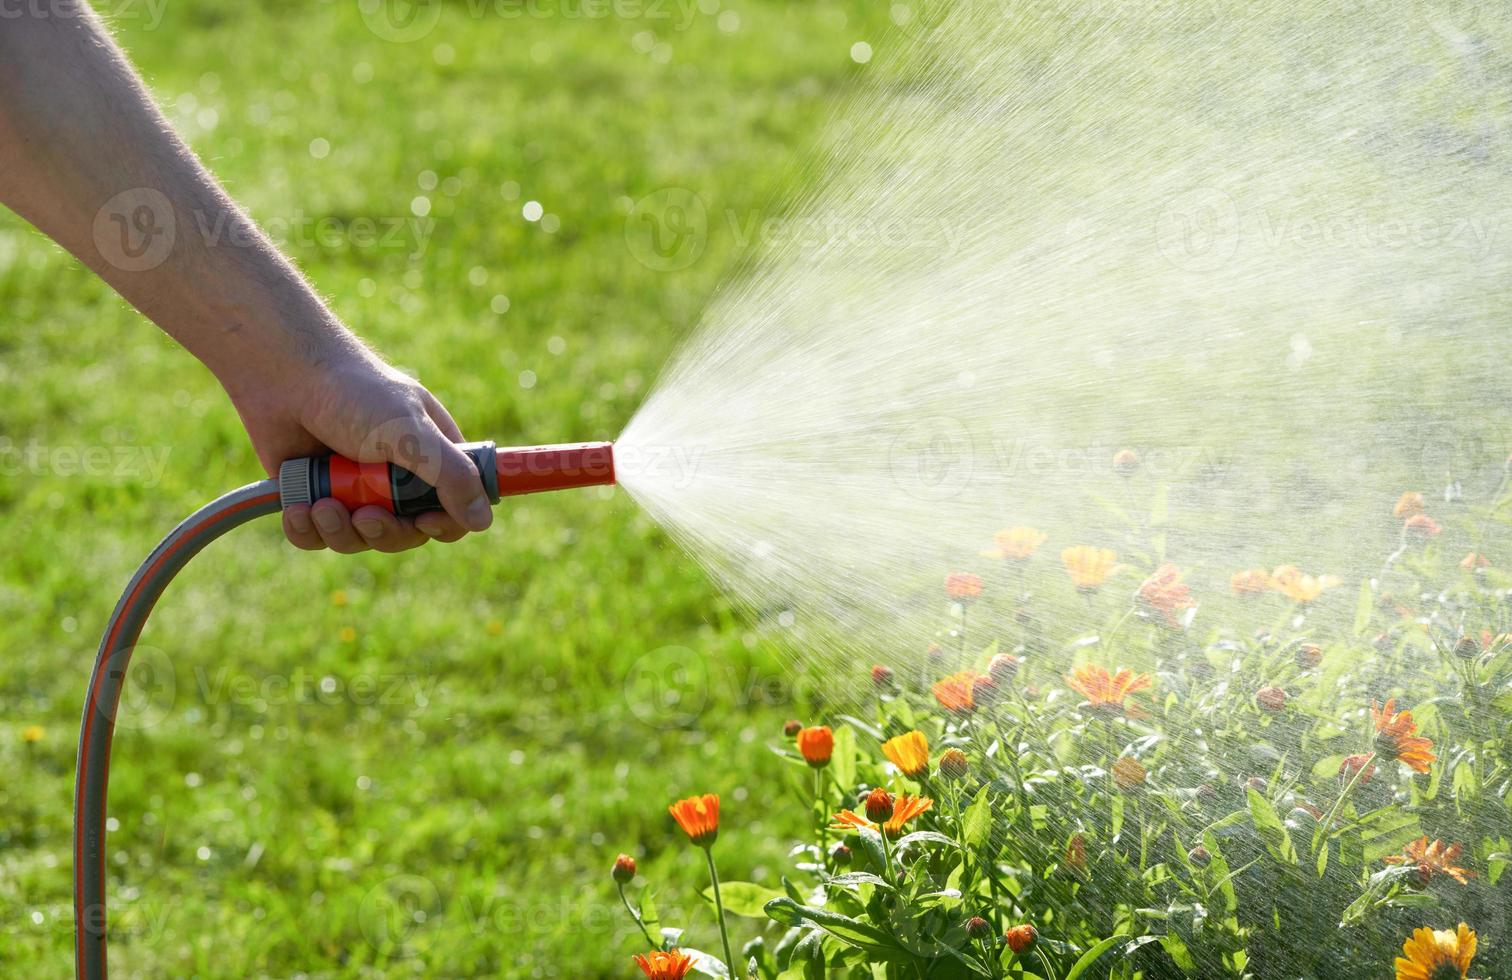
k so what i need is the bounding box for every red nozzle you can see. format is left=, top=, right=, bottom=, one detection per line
left=495, top=441, right=615, bottom=496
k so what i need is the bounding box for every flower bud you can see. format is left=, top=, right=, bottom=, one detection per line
left=987, top=652, right=1020, bottom=685
left=1243, top=776, right=1267, bottom=793
left=830, top=843, right=852, bottom=867
left=870, top=664, right=895, bottom=691
left=796, top=725, right=834, bottom=769
left=965, top=916, right=993, bottom=941
left=612, top=853, right=637, bottom=884
left=783, top=719, right=802, bottom=737
left=1255, top=686, right=1286, bottom=713
left=1295, top=643, right=1322, bottom=669
left=1112, top=756, right=1146, bottom=791
left=1339, top=753, right=1376, bottom=785
left=1004, top=923, right=1038, bottom=954
left=939, top=748, right=970, bottom=781
left=1064, top=833, right=1087, bottom=871
left=1454, top=635, right=1480, bottom=661
left=1113, top=449, right=1139, bottom=476
left=864, top=787, right=895, bottom=823
left=1188, top=844, right=1210, bottom=866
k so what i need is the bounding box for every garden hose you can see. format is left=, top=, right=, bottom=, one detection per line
left=73, top=441, right=615, bottom=980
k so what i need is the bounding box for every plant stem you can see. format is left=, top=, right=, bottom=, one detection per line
left=816, top=768, right=829, bottom=873
left=1315, top=752, right=1376, bottom=858
left=704, top=847, right=738, bottom=978
left=617, top=883, right=660, bottom=948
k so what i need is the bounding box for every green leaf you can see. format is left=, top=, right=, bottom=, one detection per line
left=1065, top=935, right=1129, bottom=980
left=682, top=948, right=731, bottom=978
left=762, top=899, right=902, bottom=954
left=640, top=890, right=660, bottom=938
left=1353, top=580, right=1373, bottom=637
left=826, top=872, right=893, bottom=891
left=892, top=830, right=960, bottom=851
left=705, top=882, right=787, bottom=918
left=1246, top=788, right=1297, bottom=864
left=830, top=726, right=858, bottom=795
left=962, top=786, right=993, bottom=849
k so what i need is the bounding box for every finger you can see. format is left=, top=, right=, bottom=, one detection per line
left=351, top=505, right=430, bottom=554
left=414, top=510, right=469, bottom=543
left=282, top=504, right=327, bottom=551
left=391, top=419, right=494, bottom=533
left=310, top=499, right=371, bottom=555
left=421, top=389, right=466, bottom=443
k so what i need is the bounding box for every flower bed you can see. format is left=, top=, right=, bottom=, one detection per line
left=611, top=473, right=1511, bottom=979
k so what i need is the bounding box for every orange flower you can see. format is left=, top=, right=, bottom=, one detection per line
left=932, top=670, right=985, bottom=713
left=633, top=949, right=695, bottom=980
left=1004, top=923, right=1038, bottom=954
left=1459, top=552, right=1491, bottom=570
left=1064, top=833, right=1087, bottom=871
left=1394, top=923, right=1476, bottom=980
left=1113, top=448, right=1140, bottom=476
left=833, top=793, right=934, bottom=836
left=1404, top=513, right=1442, bottom=538
left=1062, top=546, right=1117, bottom=590
left=1372, top=700, right=1437, bottom=773
left=1393, top=491, right=1425, bottom=520
left=983, top=526, right=1048, bottom=560
left=1137, top=563, right=1195, bottom=626
left=1066, top=664, right=1152, bottom=714
left=1111, top=756, right=1146, bottom=790
left=796, top=726, right=834, bottom=768
left=668, top=794, right=720, bottom=848
left=1385, top=837, right=1473, bottom=885
left=1229, top=568, right=1271, bottom=596
left=1338, top=753, right=1377, bottom=784
left=881, top=730, right=930, bottom=777
left=945, top=572, right=983, bottom=603
left=1269, top=565, right=1340, bottom=603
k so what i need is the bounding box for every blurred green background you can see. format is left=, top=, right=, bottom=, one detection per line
left=0, top=0, right=890, bottom=974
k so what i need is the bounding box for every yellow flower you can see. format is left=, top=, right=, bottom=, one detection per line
left=338, top=626, right=357, bottom=643
left=1269, top=565, right=1339, bottom=603
left=21, top=725, right=44, bottom=744
left=1062, top=546, right=1117, bottom=590
left=1229, top=568, right=1271, bottom=596
left=330, top=589, right=348, bottom=607
left=1394, top=923, right=1475, bottom=980
left=982, top=526, right=1048, bottom=560
left=881, top=730, right=930, bottom=778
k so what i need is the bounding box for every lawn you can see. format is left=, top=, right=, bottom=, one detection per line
left=0, top=0, right=888, bottom=974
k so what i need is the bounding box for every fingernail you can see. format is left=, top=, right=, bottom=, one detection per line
left=313, top=507, right=343, bottom=534
left=417, top=523, right=444, bottom=538
left=354, top=519, right=383, bottom=539
left=466, top=498, right=494, bottom=531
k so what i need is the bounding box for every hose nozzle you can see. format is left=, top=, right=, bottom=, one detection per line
left=278, top=440, right=615, bottom=516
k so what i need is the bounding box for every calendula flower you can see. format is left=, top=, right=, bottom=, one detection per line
left=862, top=787, right=894, bottom=823
left=782, top=719, right=802, bottom=737
left=1255, top=686, right=1286, bottom=713
left=938, top=748, right=969, bottom=780
left=932, top=671, right=986, bottom=713
left=882, top=730, right=930, bottom=777
left=796, top=726, right=834, bottom=768
left=833, top=794, right=933, bottom=836
left=1339, top=753, right=1377, bottom=785
left=612, top=853, right=637, bottom=884
left=1394, top=923, right=1476, bottom=980
left=983, top=526, right=1048, bottom=560
left=1064, top=833, right=1087, bottom=871
left=1269, top=565, right=1340, bottom=603
left=668, top=794, right=720, bottom=848
left=1394, top=491, right=1426, bottom=520
left=1230, top=568, right=1271, bottom=596
left=1066, top=664, right=1152, bottom=714
left=870, top=664, right=895, bottom=691
left=339, top=626, right=357, bottom=643
left=1372, top=700, right=1437, bottom=773
left=945, top=572, right=984, bottom=603
left=633, top=949, right=695, bottom=980
left=1459, top=552, right=1490, bottom=570
left=21, top=725, right=44, bottom=744
left=1113, top=449, right=1140, bottom=476
left=1111, top=756, right=1146, bottom=790
left=1062, top=546, right=1117, bottom=590
left=965, top=916, right=993, bottom=940
left=1405, top=513, right=1442, bottom=538
left=1188, top=844, right=1210, bottom=866
left=1385, top=837, right=1474, bottom=885
left=1136, top=563, right=1195, bottom=626
left=1295, top=643, right=1323, bottom=669
left=330, top=589, right=349, bottom=607
left=1004, top=923, right=1038, bottom=954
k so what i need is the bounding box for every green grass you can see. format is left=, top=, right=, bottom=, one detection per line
left=0, top=1, right=893, bottom=974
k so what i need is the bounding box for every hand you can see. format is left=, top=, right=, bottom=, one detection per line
left=229, top=352, right=495, bottom=554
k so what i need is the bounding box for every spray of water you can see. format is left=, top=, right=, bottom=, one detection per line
left=617, top=0, right=1512, bottom=687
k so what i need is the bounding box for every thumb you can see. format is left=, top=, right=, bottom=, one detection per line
left=386, top=419, right=494, bottom=533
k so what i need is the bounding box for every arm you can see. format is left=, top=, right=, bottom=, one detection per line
left=0, top=4, right=492, bottom=552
